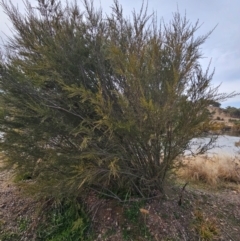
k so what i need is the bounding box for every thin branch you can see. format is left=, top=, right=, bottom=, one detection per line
left=44, top=104, right=84, bottom=120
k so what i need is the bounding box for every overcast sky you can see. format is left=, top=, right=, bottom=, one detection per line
left=0, top=0, right=240, bottom=108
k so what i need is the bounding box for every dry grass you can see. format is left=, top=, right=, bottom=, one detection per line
left=177, top=155, right=240, bottom=185
left=192, top=209, right=219, bottom=240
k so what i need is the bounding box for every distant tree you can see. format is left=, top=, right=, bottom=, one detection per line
left=0, top=0, right=235, bottom=199
left=225, top=106, right=240, bottom=118
left=210, top=100, right=221, bottom=108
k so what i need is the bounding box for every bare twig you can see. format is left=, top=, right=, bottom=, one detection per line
left=178, top=182, right=188, bottom=206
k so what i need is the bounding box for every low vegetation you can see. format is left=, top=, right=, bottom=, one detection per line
left=1, top=152, right=240, bottom=240
left=192, top=209, right=219, bottom=240
left=36, top=200, right=92, bottom=241
left=224, top=106, right=240, bottom=118
left=208, top=105, right=240, bottom=135
left=177, top=155, right=240, bottom=185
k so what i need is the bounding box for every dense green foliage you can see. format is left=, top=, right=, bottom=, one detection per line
left=0, top=0, right=232, bottom=199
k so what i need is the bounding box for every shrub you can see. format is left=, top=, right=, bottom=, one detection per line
left=0, top=0, right=235, bottom=199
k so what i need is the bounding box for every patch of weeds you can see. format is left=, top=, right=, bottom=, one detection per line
left=0, top=219, right=19, bottom=241
left=124, top=201, right=143, bottom=223
left=180, top=198, right=191, bottom=209
left=173, top=211, right=180, bottom=219
left=14, top=172, right=32, bottom=182
left=0, top=231, right=19, bottom=241
left=122, top=201, right=153, bottom=240
left=17, top=216, right=30, bottom=232
left=184, top=198, right=191, bottom=206
left=37, top=199, right=92, bottom=241
left=193, top=209, right=219, bottom=240
left=122, top=227, right=132, bottom=240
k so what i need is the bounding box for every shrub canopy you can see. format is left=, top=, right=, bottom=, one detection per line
left=0, top=0, right=233, bottom=199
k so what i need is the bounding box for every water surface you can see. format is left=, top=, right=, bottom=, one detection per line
left=189, top=135, right=240, bottom=157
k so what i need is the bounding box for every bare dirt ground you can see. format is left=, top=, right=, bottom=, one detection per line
left=0, top=157, right=240, bottom=241
left=0, top=163, right=39, bottom=241
left=85, top=182, right=240, bottom=241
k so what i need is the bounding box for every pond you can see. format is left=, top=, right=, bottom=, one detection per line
left=189, top=135, right=240, bottom=157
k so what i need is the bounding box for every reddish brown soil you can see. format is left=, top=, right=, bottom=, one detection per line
left=84, top=183, right=240, bottom=241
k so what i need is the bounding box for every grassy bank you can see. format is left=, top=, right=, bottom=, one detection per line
left=177, top=155, right=240, bottom=186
